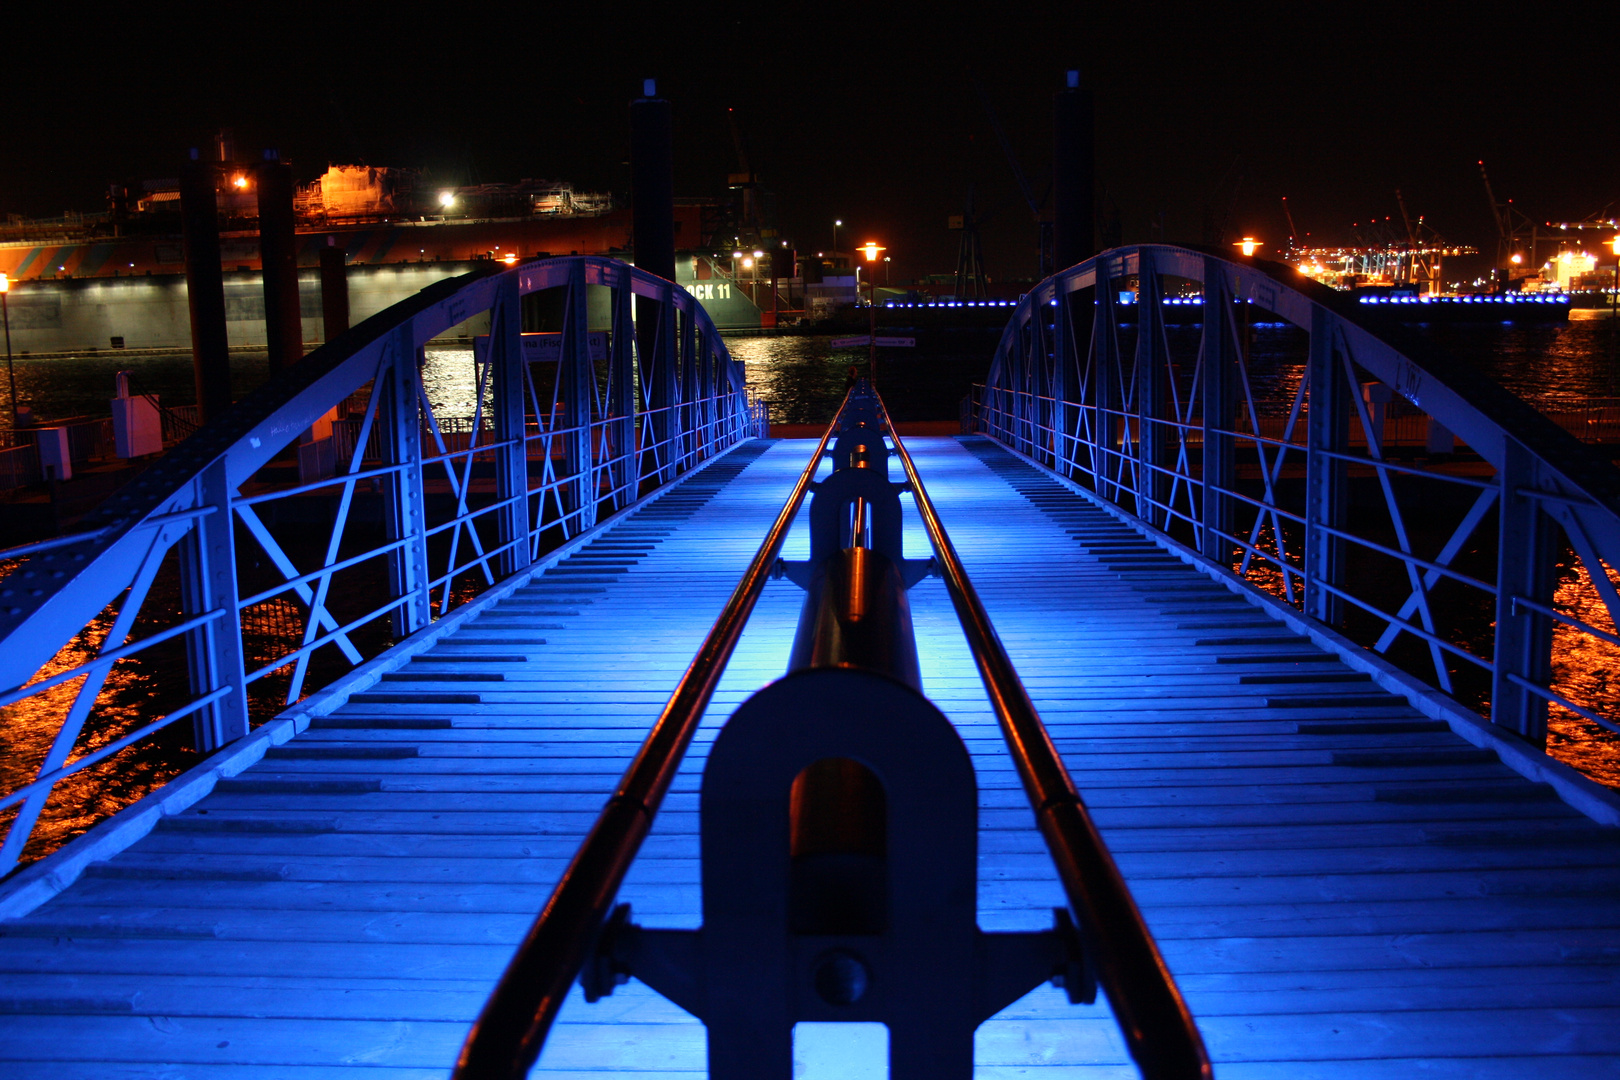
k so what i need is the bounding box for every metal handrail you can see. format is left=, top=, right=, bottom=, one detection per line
left=879, top=393, right=1213, bottom=1079
left=452, top=389, right=852, bottom=1079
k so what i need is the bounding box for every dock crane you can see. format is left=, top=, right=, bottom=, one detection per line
left=1478, top=159, right=1537, bottom=288
left=1395, top=189, right=1447, bottom=295
left=1281, top=196, right=1300, bottom=252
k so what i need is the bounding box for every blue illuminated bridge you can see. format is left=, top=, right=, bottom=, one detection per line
left=1, top=249, right=1618, bottom=1078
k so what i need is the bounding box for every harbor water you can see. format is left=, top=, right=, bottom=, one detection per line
left=2, top=310, right=1618, bottom=867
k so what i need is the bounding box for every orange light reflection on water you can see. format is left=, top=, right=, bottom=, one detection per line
left=1545, top=559, right=1620, bottom=788
left=0, top=589, right=197, bottom=869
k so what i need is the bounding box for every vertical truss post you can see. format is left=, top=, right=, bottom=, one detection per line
left=561, top=261, right=597, bottom=532
left=1093, top=269, right=1121, bottom=500
left=490, top=273, right=532, bottom=579
left=1200, top=259, right=1237, bottom=565
left=645, top=284, right=680, bottom=483
left=179, top=460, right=250, bottom=751
left=1491, top=439, right=1557, bottom=744
left=1305, top=308, right=1350, bottom=624
left=380, top=327, right=431, bottom=636
left=697, top=327, right=716, bottom=456
left=1051, top=283, right=1072, bottom=476
left=1020, top=317, right=1039, bottom=458
left=608, top=279, right=637, bottom=505
left=680, top=309, right=698, bottom=470
left=1134, top=253, right=1168, bottom=525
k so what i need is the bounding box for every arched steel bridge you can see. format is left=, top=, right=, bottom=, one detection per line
left=0, top=247, right=1617, bottom=1078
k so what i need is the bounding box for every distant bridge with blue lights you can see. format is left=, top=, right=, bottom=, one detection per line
left=1, top=247, right=1618, bottom=1078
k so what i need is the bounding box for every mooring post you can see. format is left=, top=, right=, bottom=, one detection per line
left=1305, top=308, right=1350, bottom=623
left=180, top=151, right=231, bottom=425
left=631, top=79, right=679, bottom=483
left=1052, top=68, right=1095, bottom=274
left=257, top=153, right=303, bottom=372
left=1200, top=258, right=1237, bottom=565
left=319, top=238, right=349, bottom=342
left=1053, top=68, right=1095, bottom=479
left=1491, top=439, right=1557, bottom=744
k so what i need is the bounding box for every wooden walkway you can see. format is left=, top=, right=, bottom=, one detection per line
left=1, top=435, right=1618, bottom=1078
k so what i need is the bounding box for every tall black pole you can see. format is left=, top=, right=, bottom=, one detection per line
left=1053, top=68, right=1095, bottom=272
left=632, top=79, right=677, bottom=465
left=257, top=153, right=304, bottom=372
left=319, top=238, right=350, bottom=342
left=630, top=80, right=675, bottom=285
left=180, top=152, right=231, bottom=424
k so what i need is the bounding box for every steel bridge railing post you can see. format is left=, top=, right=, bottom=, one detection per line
left=381, top=326, right=431, bottom=635
left=1094, top=267, right=1122, bottom=502
left=680, top=309, right=698, bottom=470
left=607, top=277, right=636, bottom=508
left=1305, top=306, right=1349, bottom=624
left=699, top=327, right=717, bottom=456
left=1200, top=258, right=1237, bottom=566
left=646, top=284, right=680, bottom=483
left=1136, top=252, right=1168, bottom=526
left=1052, top=282, right=1072, bottom=475
left=1491, top=438, right=1557, bottom=744
left=179, top=459, right=249, bottom=751
left=561, top=261, right=596, bottom=532
left=490, top=273, right=532, bottom=579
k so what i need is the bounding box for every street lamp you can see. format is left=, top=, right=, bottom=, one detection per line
left=1235, top=237, right=1261, bottom=258
left=861, top=242, right=886, bottom=382
left=832, top=220, right=842, bottom=264
left=0, top=273, right=15, bottom=430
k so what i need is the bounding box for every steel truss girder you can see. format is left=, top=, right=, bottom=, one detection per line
left=0, top=256, right=752, bottom=865
left=978, top=243, right=1620, bottom=741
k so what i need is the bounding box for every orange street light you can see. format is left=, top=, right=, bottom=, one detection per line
left=1235, top=237, right=1261, bottom=257
left=861, top=242, right=885, bottom=262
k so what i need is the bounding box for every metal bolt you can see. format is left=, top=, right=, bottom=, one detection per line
left=812, top=950, right=870, bottom=1006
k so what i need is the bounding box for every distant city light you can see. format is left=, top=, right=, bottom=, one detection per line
left=742, top=257, right=754, bottom=268
left=1511, top=253, right=1523, bottom=265
left=501, top=253, right=518, bottom=265
left=232, top=175, right=248, bottom=189
left=439, top=191, right=456, bottom=208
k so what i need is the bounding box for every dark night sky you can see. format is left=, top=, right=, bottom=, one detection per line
left=4, top=2, right=1617, bottom=283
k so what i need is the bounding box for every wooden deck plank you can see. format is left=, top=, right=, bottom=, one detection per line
left=1, top=434, right=1618, bottom=1078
